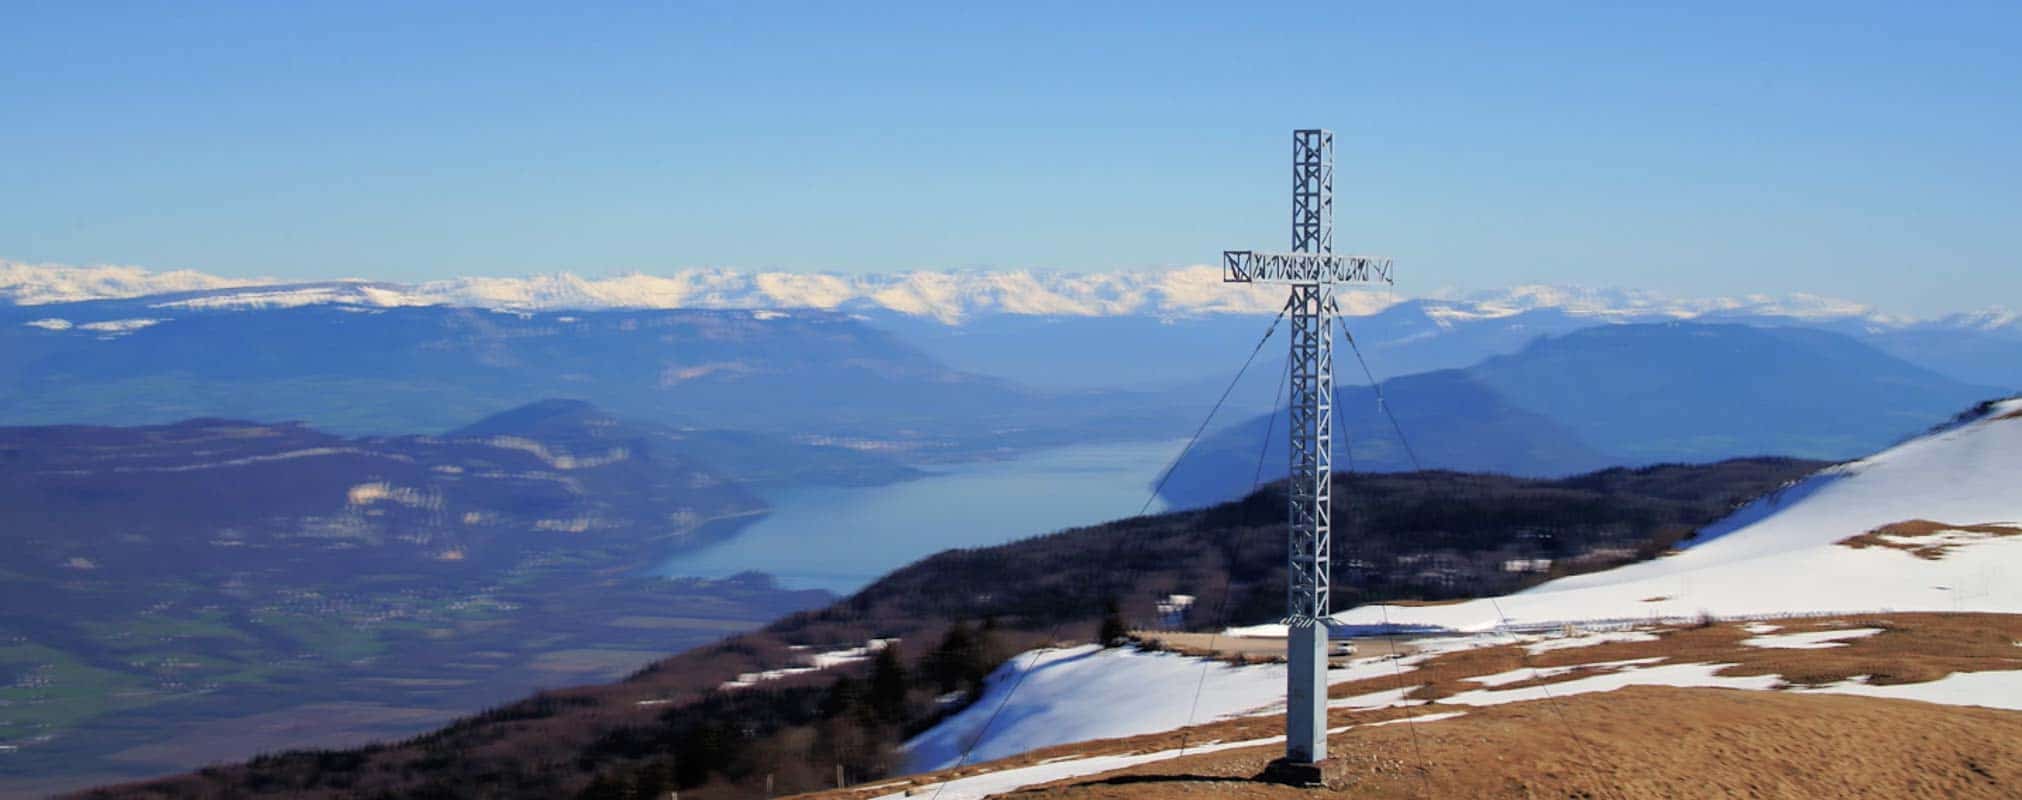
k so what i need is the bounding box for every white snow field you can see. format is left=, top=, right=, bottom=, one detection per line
left=902, top=645, right=1291, bottom=772
left=881, top=731, right=1293, bottom=800
left=889, top=399, right=2022, bottom=794
left=904, top=638, right=1456, bottom=773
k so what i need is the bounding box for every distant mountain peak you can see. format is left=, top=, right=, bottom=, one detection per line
left=449, top=398, right=620, bottom=439
left=3, top=258, right=2007, bottom=332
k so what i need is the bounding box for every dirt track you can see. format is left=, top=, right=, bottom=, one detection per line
left=1133, top=631, right=1415, bottom=662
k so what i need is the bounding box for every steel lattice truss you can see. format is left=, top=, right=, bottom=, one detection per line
left=1285, top=282, right=1333, bottom=621
left=1293, top=129, right=1333, bottom=254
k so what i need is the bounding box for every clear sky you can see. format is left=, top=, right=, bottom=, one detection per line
left=4, top=1, right=2017, bottom=314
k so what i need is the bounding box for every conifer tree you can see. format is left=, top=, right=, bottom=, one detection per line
left=1098, top=598, right=1128, bottom=647
left=867, top=646, right=909, bottom=723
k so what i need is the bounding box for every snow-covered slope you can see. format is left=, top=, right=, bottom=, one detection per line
left=1311, top=397, right=2022, bottom=633
left=903, top=645, right=1289, bottom=772
left=898, top=641, right=1431, bottom=778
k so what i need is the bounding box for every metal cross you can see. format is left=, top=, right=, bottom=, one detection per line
left=1222, top=128, right=1395, bottom=766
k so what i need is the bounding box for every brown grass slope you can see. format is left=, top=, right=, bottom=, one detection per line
left=1002, top=688, right=2021, bottom=800
left=1839, top=519, right=2022, bottom=560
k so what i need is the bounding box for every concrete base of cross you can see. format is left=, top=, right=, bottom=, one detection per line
left=1255, top=757, right=1330, bottom=787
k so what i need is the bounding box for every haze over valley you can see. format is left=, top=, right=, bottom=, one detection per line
left=7, top=3, right=2021, bottom=797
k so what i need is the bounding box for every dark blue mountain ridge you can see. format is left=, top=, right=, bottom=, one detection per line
left=868, top=300, right=2022, bottom=393
left=1160, top=322, right=1999, bottom=507
left=0, top=302, right=1192, bottom=456
left=1465, top=322, right=1998, bottom=463
left=1155, top=369, right=1614, bottom=507
left=861, top=300, right=1616, bottom=391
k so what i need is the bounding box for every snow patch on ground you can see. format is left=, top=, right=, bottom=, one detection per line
left=1465, top=658, right=1668, bottom=688
left=1523, top=629, right=1662, bottom=654
left=1440, top=662, right=1784, bottom=707
left=881, top=733, right=1284, bottom=800
left=718, top=638, right=896, bottom=690
left=1329, top=685, right=1420, bottom=710
left=1325, top=654, right=1426, bottom=686
left=1367, top=710, right=1467, bottom=727
left=1797, top=669, right=2022, bottom=711
left=1741, top=627, right=1883, bottom=650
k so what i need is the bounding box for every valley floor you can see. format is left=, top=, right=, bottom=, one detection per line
left=804, top=612, right=2022, bottom=800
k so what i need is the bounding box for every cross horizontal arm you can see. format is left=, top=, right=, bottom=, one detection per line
left=1223, top=251, right=1395, bottom=285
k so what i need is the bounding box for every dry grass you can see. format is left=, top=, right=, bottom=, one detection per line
left=1135, top=632, right=1414, bottom=662
left=795, top=613, right=2022, bottom=800
left=1001, top=687, right=2022, bottom=799
left=1392, top=613, right=2022, bottom=698
left=1838, top=519, right=2022, bottom=560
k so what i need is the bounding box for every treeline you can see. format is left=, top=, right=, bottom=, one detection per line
left=574, top=618, right=1018, bottom=797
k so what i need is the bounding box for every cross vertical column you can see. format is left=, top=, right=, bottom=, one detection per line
left=1284, top=129, right=1333, bottom=765
left=1224, top=128, right=1391, bottom=776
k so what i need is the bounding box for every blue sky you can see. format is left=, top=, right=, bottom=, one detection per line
left=3, top=1, right=2017, bottom=314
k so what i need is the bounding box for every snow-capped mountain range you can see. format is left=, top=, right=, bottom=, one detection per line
left=3, top=259, right=2012, bottom=331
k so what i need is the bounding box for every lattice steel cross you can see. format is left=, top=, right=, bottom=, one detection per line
left=1222, top=129, right=1395, bottom=767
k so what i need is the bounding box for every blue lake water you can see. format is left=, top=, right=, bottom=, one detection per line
left=654, top=438, right=1187, bottom=593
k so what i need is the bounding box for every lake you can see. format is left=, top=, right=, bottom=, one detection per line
left=654, top=438, right=1187, bottom=593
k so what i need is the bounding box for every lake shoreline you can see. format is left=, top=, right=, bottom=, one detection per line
left=653, top=437, right=1187, bottom=593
